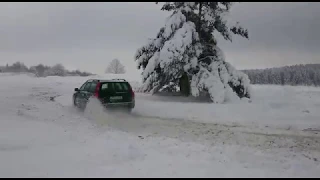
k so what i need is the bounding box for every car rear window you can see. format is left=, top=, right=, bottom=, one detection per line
left=100, top=82, right=130, bottom=92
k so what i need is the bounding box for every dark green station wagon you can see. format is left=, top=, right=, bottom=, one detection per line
left=73, top=79, right=135, bottom=112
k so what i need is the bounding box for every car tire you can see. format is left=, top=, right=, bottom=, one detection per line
left=74, top=96, right=81, bottom=109
left=73, top=96, right=78, bottom=107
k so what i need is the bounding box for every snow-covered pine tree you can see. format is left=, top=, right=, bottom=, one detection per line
left=135, top=2, right=251, bottom=103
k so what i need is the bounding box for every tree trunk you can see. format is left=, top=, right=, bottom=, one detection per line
left=179, top=72, right=190, bottom=96
left=197, top=2, right=203, bottom=36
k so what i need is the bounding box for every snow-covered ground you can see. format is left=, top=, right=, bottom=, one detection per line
left=0, top=73, right=320, bottom=177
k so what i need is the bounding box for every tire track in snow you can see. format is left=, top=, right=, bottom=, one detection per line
left=37, top=86, right=320, bottom=160
left=64, top=100, right=320, bottom=156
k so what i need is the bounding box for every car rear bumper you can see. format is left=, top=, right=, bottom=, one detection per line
left=102, top=101, right=135, bottom=109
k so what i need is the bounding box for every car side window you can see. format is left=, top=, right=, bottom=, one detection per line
left=79, top=82, right=87, bottom=91
left=83, top=82, right=92, bottom=92
left=88, top=82, right=97, bottom=93
left=101, top=83, right=108, bottom=90
left=100, top=83, right=112, bottom=93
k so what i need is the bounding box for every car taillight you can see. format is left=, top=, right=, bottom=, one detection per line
left=131, top=89, right=135, bottom=99
left=94, top=82, right=101, bottom=98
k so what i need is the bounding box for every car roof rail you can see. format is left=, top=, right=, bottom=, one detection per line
left=86, top=79, right=100, bottom=82
left=111, top=78, right=127, bottom=81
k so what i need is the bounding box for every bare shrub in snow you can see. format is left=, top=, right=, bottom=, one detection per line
left=2, top=62, right=29, bottom=73
left=1, top=62, right=93, bottom=77
left=134, top=2, right=251, bottom=103
left=67, top=70, right=93, bottom=77
left=29, top=64, right=50, bottom=77
left=243, top=64, right=320, bottom=87
left=105, top=59, right=126, bottom=74
left=43, top=64, right=67, bottom=77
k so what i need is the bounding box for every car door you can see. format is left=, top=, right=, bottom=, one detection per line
left=80, top=81, right=93, bottom=105
left=82, top=81, right=97, bottom=104
left=74, top=81, right=88, bottom=105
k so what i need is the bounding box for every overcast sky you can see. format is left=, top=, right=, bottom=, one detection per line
left=0, top=2, right=319, bottom=77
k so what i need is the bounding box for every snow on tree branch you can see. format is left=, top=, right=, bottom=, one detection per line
left=135, top=2, right=251, bottom=103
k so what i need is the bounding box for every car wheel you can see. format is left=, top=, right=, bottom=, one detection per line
left=74, top=96, right=80, bottom=108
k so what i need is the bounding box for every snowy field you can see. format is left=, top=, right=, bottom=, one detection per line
left=0, top=73, right=320, bottom=177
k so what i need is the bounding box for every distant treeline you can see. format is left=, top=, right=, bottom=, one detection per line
left=242, top=64, right=320, bottom=86
left=0, top=62, right=93, bottom=77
